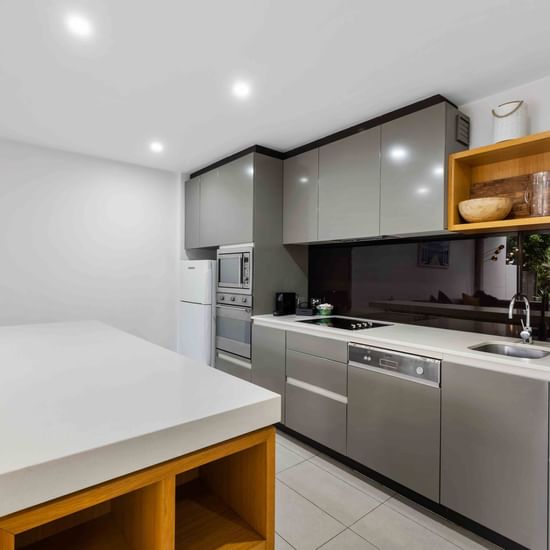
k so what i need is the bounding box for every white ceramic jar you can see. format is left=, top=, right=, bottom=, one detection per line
left=492, top=100, right=529, bottom=142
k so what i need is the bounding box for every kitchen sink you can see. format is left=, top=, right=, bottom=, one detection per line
left=470, top=343, right=550, bottom=359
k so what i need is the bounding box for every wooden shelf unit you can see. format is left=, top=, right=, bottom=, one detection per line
left=0, top=427, right=275, bottom=550
left=448, top=131, right=550, bottom=233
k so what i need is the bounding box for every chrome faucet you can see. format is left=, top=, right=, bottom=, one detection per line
left=508, top=293, right=532, bottom=344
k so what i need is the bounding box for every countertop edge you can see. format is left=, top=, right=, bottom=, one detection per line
left=0, top=395, right=280, bottom=517
left=253, top=315, right=550, bottom=381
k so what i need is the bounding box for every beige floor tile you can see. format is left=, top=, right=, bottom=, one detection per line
left=351, top=504, right=461, bottom=550
left=276, top=480, right=344, bottom=550
left=276, top=443, right=307, bottom=473
left=276, top=533, right=295, bottom=549
left=310, top=454, right=394, bottom=502
left=278, top=461, right=380, bottom=526
left=319, top=529, right=379, bottom=549
left=385, top=495, right=501, bottom=549
left=276, top=431, right=317, bottom=459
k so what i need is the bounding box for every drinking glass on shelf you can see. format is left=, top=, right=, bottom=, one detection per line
left=525, top=172, right=550, bottom=217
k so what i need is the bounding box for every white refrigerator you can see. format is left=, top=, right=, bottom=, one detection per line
left=177, top=260, right=216, bottom=365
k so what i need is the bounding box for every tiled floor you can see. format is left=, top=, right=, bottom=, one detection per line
left=275, top=431, right=501, bottom=550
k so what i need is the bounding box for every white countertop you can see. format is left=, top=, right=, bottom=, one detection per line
left=253, top=314, right=550, bottom=382
left=0, top=321, right=280, bottom=517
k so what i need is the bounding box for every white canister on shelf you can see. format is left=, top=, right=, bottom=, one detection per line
left=492, top=100, right=529, bottom=142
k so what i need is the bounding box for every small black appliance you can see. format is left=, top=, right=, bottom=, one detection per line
left=274, top=292, right=296, bottom=316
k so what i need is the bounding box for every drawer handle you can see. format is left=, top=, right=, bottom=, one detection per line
left=287, top=377, right=348, bottom=404
left=217, top=352, right=251, bottom=370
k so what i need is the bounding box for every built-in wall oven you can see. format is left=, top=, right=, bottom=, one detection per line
left=216, top=245, right=253, bottom=295
left=215, top=244, right=254, bottom=381
left=215, top=294, right=252, bottom=381
left=216, top=294, right=252, bottom=358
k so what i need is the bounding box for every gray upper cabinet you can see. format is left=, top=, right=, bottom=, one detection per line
left=184, top=177, right=200, bottom=249
left=198, top=168, right=221, bottom=247
left=441, top=362, right=548, bottom=550
left=380, top=103, right=456, bottom=236
left=217, top=154, right=254, bottom=245
left=283, top=149, right=319, bottom=244
left=318, top=128, right=380, bottom=240
left=198, top=154, right=254, bottom=247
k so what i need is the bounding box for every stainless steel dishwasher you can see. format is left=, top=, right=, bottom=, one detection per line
left=347, top=343, right=441, bottom=502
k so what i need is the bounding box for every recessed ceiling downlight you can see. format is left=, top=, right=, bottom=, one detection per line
left=149, top=141, right=164, bottom=154
left=232, top=80, right=252, bottom=99
left=65, top=13, right=94, bottom=39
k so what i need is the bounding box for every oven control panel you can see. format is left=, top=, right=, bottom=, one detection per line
left=217, top=293, right=253, bottom=307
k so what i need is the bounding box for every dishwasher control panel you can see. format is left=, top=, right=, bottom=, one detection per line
left=348, top=343, right=440, bottom=386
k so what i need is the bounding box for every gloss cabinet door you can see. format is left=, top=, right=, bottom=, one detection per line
left=184, top=177, right=200, bottom=249
left=283, top=149, right=319, bottom=244
left=380, top=103, right=448, bottom=235
left=318, top=128, right=380, bottom=240
left=216, top=154, right=254, bottom=245
left=440, top=362, right=548, bottom=550
left=251, top=324, right=286, bottom=422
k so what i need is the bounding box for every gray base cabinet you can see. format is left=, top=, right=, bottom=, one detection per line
left=251, top=324, right=286, bottom=421
left=347, top=365, right=440, bottom=501
left=215, top=350, right=251, bottom=382
left=441, top=362, right=548, bottom=550
left=284, top=340, right=348, bottom=455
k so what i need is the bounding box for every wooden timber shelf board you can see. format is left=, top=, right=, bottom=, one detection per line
left=175, top=481, right=264, bottom=550
left=15, top=514, right=131, bottom=550
left=448, top=130, right=550, bottom=232
left=0, top=427, right=275, bottom=550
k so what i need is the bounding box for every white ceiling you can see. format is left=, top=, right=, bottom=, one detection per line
left=1, top=0, right=549, bottom=173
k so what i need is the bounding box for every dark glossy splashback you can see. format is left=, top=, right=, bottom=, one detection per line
left=309, top=232, right=550, bottom=338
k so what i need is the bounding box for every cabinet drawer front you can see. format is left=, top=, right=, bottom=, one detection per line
left=285, top=382, right=346, bottom=454
left=287, top=331, right=347, bottom=363
left=215, top=351, right=251, bottom=382
left=286, top=349, right=347, bottom=395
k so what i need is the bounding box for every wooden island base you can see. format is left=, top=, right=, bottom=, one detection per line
left=0, top=427, right=275, bottom=550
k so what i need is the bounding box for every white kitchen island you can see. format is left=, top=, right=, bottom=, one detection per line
left=0, top=321, right=280, bottom=550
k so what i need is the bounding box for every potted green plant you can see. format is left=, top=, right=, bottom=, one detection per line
left=522, top=233, right=550, bottom=340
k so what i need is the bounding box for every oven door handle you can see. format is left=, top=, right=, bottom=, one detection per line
left=216, top=305, right=252, bottom=321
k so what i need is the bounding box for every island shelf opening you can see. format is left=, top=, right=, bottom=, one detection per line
left=0, top=427, right=275, bottom=550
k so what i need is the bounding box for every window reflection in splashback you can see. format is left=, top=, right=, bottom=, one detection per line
left=308, top=233, right=550, bottom=338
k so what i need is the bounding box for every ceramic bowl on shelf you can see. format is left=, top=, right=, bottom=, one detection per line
left=458, top=197, right=513, bottom=223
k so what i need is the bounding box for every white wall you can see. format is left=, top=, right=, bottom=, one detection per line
left=0, top=139, right=180, bottom=349
left=460, top=74, right=550, bottom=148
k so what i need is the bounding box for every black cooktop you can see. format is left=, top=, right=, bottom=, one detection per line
left=298, top=317, right=389, bottom=330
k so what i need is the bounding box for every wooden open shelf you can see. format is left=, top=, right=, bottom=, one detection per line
left=175, top=481, right=263, bottom=550
left=0, top=427, right=275, bottom=550
left=16, top=514, right=130, bottom=550
left=448, top=130, right=550, bottom=233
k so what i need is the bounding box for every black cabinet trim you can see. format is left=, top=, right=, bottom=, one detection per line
left=189, top=94, right=456, bottom=178
left=283, top=94, right=455, bottom=158
left=190, top=145, right=284, bottom=178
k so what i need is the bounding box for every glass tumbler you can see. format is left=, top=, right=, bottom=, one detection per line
left=525, top=172, right=550, bottom=217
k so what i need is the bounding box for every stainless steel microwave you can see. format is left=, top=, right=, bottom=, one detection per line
left=216, top=245, right=253, bottom=294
